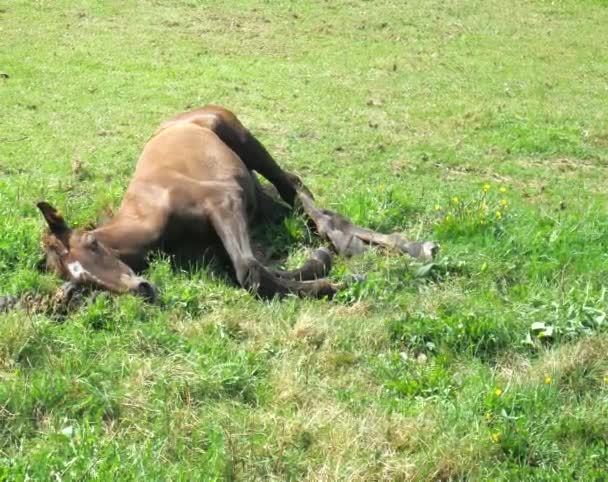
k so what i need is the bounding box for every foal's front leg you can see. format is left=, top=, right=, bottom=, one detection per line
left=207, top=196, right=337, bottom=299
left=271, top=247, right=333, bottom=282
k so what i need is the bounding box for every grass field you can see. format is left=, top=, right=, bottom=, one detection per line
left=2, top=0, right=608, bottom=479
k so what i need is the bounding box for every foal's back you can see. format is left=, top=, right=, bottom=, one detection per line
left=111, top=119, right=258, bottom=250
left=134, top=122, right=251, bottom=185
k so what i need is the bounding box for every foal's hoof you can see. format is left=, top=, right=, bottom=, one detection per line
left=406, top=241, right=440, bottom=261
left=290, top=173, right=314, bottom=199
left=311, top=247, right=333, bottom=273
left=312, top=281, right=342, bottom=300
left=343, top=273, right=367, bottom=284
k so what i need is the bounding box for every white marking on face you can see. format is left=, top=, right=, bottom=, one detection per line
left=67, top=261, right=87, bottom=280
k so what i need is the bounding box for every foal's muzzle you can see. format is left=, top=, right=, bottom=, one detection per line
left=128, top=277, right=158, bottom=303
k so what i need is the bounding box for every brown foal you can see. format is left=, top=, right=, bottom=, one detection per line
left=37, top=105, right=438, bottom=301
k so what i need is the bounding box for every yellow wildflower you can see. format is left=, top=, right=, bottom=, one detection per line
left=485, top=411, right=492, bottom=421
left=494, top=388, right=502, bottom=396
left=545, top=376, right=552, bottom=384
left=483, top=184, right=491, bottom=192
left=500, top=199, right=508, bottom=207
left=604, top=377, right=608, bottom=383
left=495, top=211, right=502, bottom=219
left=452, top=196, right=460, bottom=204
left=499, top=187, right=507, bottom=193
left=434, top=204, right=442, bottom=211
left=491, top=432, right=502, bottom=443
left=445, top=214, right=453, bottom=222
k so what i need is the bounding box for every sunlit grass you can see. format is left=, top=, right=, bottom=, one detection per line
left=1, top=0, right=608, bottom=479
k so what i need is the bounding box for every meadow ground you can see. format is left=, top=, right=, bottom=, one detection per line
left=1, top=0, right=608, bottom=479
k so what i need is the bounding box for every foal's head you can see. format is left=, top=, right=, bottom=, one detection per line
left=37, top=202, right=157, bottom=301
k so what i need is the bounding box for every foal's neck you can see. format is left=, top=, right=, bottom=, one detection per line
left=92, top=214, right=157, bottom=270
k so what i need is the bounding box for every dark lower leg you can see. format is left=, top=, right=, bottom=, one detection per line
left=238, top=136, right=298, bottom=205
left=251, top=172, right=291, bottom=224
left=272, top=247, right=333, bottom=281
left=214, top=120, right=299, bottom=206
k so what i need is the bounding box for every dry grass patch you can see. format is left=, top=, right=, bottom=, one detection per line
left=499, top=335, right=608, bottom=390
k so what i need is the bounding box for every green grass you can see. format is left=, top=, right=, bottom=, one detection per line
left=1, top=0, right=608, bottom=479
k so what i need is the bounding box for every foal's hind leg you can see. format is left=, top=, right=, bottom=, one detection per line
left=197, top=106, right=301, bottom=206
left=296, top=188, right=439, bottom=260
left=198, top=106, right=438, bottom=260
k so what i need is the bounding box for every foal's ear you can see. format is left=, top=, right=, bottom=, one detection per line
left=37, top=201, right=70, bottom=235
